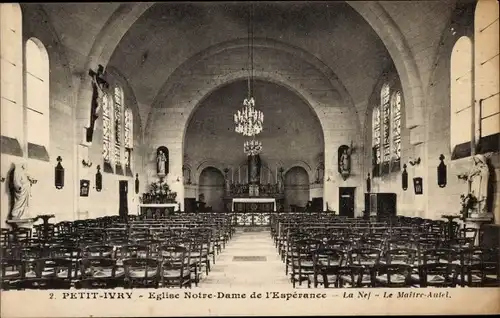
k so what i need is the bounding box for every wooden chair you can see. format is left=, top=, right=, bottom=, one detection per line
left=417, top=263, right=458, bottom=287
left=20, top=258, right=74, bottom=289
left=1, top=259, right=24, bottom=290
left=372, top=264, right=413, bottom=287
left=290, top=240, right=318, bottom=288
left=345, top=248, right=382, bottom=287
left=462, top=262, right=499, bottom=287
left=313, top=248, right=344, bottom=288
left=123, top=258, right=160, bottom=288
left=160, top=245, right=191, bottom=288
left=381, top=248, right=417, bottom=265
left=77, top=257, right=123, bottom=289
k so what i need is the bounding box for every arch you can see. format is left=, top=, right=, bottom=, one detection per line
left=104, top=66, right=143, bottom=134
left=77, top=2, right=425, bottom=142
left=149, top=37, right=352, bottom=113
left=284, top=166, right=310, bottom=211
left=25, top=37, right=50, bottom=151
left=474, top=0, right=499, bottom=140
left=0, top=3, right=23, bottom=142
left=450, top=36, right=473, bottom=152
left=198, top=166, right=225, bottom=211
left=347, top=1, right=423, bottom=130
left=284, top=161, right=313, bottom=182
left=176, top=72, right=328, bottom=152
left=194, top=159, right=226, bottom=185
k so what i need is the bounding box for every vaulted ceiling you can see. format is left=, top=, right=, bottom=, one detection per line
left=107, top=1, right=391, bottom=110
left=37, top=1, right=457, bottom=128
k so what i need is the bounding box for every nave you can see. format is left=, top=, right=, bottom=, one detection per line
left=1, top=213, right=499, bottom=291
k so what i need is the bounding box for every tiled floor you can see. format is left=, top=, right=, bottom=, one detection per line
left=201, top=228, right=291, bottom=287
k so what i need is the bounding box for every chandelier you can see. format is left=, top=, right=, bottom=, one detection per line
left=244, top=139, right=262, bottom=156
left=234, top=97, right=264, bottom=136
left=233, top=2, right=264, bottom=155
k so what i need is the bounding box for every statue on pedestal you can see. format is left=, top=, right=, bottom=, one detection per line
left=277, top=167, right=285, bottom=194
left=458, top=154, right=491, bottom=217
left=224, top=168, right=231, bottom=196
left=8, top=164, right=36, bottom=226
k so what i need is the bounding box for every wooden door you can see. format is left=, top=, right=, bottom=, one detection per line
left=119, top=180, right=129, bottom=219
left=339, top=187, right=355, bottom=217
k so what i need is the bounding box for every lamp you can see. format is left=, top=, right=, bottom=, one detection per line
left=437, top=154, right=447, bottom=188
left=80, top=144, right=92, bottom=167
left=402, top=164, right=408, bottom=191
left=366, top=173, right=371, bottom=193
left=55, top=156, right=64, bottom=189
left=409, top=157, right=421, bottom=166
left=95, top=165, right=102, bottom=192
left=234, top=3, right=264, bottom=155
left=135, top=173, right=139, bottom=194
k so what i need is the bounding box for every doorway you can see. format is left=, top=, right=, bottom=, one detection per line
left=119, top=180, right=129, bottom=219
left=339, top=187, right=355, bottom=217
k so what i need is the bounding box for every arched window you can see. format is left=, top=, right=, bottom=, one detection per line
left=25, top=38, right=50, bottom=155
left=372, top=83, right=403, bottom=176
left=102, top=92, right=113, bottom=165
left=372, top=103, right=381, bottom=169
left=0, top=4, right=23, bottom=155
left=124, top=107, right=133, bottom=175
left=450, top=36, right=473, bottom=154
left=474, top=0, right=499, bottom=150
left=113, top=86, right=123, bottom=170
left=451, top=1, right=499, bottom=158
left=381, top=84, right=391, bottom=164
left=391, top=91, right=402, bottom=164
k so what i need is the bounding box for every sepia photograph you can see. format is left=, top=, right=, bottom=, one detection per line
left=0, top=0, right=499, bottom=316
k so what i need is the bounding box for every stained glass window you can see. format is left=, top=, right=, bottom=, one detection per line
left=381, top=84, right=391, bottom=163
left=372, top=105, right=381, bottom=165
left=124, top=108, right=133, bottom=168
left=391, top=91, right=402, bottom=161
left=102, top=93, right=112, bottom=163
left=124, top=108, right=133, bottom=149
left=373, top=83, right=403, bottom=176
left=113, top=86, right=123, bottom=165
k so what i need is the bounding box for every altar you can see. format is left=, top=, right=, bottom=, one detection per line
left=232, top=197, right=276, bottom=212
left=138, top=203, right=179, bottom=219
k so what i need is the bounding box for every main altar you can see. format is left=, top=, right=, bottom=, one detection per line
left=222, top=155, right=285, bottom=226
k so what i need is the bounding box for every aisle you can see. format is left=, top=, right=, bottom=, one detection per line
left=201, top=228, right=290, bottom=288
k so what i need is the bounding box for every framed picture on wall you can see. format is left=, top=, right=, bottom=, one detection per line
left=413, top=177, right=423, bottom=195
left=80, top=179, right=90, bottom=197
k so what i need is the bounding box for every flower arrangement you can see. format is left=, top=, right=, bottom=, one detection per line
left=459, top=193, right=478, bottom=219
left=142, top=180, right=177, bottom=204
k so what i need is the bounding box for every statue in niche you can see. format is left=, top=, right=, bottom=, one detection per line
left=9, top=163, right=35, bottom=221
left=156, top=146, right=169, bottom=177
left=338, top=143, right=353, bottom=181
left=458, top=154, right=491, bottom=216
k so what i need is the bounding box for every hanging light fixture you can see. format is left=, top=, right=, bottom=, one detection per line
left=244, top=139, right=263, bottom=156
left=234, top=2, right=264, bottom=155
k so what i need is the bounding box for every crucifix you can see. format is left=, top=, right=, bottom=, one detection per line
left=86, top=64, right=109, bottom=143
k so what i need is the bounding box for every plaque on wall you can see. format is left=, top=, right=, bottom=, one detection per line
left=80, top=179, right=90, bottom=197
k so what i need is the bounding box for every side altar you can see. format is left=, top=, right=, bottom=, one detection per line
left=138, top=151, right=179, bottom=219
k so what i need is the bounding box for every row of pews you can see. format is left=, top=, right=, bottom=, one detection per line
left=270, top=213, right=500, bottom=288
left=1, top=213, right=235, bottom=290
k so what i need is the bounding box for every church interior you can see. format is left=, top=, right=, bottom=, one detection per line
left=0, top=1, right=499, bottom=292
